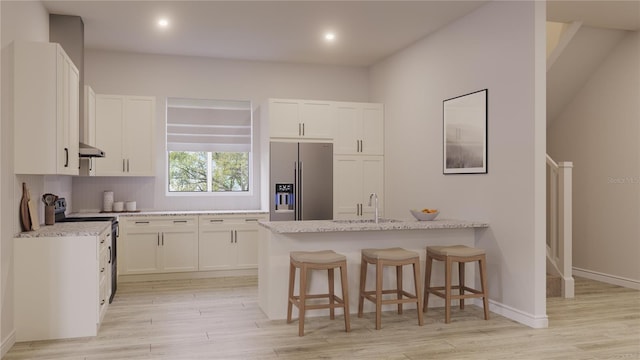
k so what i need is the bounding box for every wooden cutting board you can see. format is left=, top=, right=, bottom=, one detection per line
left=27, top=185, right=39, bottom=230
left=19, top=182, right=31, bottom=232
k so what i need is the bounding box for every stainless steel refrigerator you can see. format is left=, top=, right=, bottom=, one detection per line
left=270, top=142, right=333, bottom=221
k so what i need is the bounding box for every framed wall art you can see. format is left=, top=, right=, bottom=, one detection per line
left=443, top=89, right=488, bottom=174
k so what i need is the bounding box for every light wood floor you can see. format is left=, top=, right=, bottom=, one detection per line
left=5, top=276, right=639, bottom=359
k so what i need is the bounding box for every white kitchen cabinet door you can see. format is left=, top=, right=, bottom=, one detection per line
left=94, top=95, right=125, bottom=175
left=360, top=156, right=385, bottom=217
left=300, top=101, right=332, bottom=139
left=361, top=104, right=384, bottom=155
left=94, top=95, right=155, bottom=176
left=13, top=41, right=79, bottom=175
left=124, top=97, right=155, bottom=176
left=80, top=85, right=97, bottom=176
left=333, top=155, right=384, bottom=219
left=333, top=156, right=364, bottom=219
left=161, top=224, right=199, bottom=272
left=234, top=223, right=260, bottom=268
left=123, top=231, right=161, bottom=274
left=268, top=99, right=332, bottom=140
left=269, top=100, right=300, bottom=139
left=199, top=225, right=236, bottom=271
left=333, top=102, right=383, bottom=155
left=58, top=50, right=80, bottom=175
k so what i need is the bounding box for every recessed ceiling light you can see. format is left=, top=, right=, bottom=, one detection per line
left=158, top=18, right=169, bottom=28
left=324, top=32, right=336, bottom=42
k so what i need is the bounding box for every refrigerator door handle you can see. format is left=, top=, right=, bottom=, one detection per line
left=299, top=161, right=304, bottom=220
left=294, top=161, right=299, bottom=220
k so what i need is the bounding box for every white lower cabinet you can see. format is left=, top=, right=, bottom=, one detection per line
left=199, top=215, right=266, bottom=271
left=14, top=226, right=111, bottom=341
left=120, top=217, right=198, bottom=275
left=120, top=214, right=266, bottom=276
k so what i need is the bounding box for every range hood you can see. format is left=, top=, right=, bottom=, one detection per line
left=79, top=142, right=105, bottom=157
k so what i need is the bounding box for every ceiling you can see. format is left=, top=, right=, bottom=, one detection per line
left=42, top=1, right=639, bottom=67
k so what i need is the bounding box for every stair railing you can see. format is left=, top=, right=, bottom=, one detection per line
left=546, top=154, right=574, bottom=298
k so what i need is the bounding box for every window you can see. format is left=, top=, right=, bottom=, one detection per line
left=166, top=98, right=252, bottom=193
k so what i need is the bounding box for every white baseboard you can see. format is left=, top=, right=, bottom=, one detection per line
left=477, top=299, right=549, bottom=329
left=573, top=267, right=640, bottom=290
left=1, top=330, right=16, bottom=358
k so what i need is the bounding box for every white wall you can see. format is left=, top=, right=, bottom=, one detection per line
left=74, top=50, right=369, bottom=211
left=548, top=31, right=640, bottom=287
left=369, top=1, right=547, bottom=327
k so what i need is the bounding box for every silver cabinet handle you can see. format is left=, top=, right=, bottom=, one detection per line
left=209, top=219, right=224, bottom=223
left=230, top=230, right=234, bottom=243
left=64, top=148, right=69, bottom=167
left=127, top=159, right=130, bottom=172
left=108, top=246, right=112, bottom=264
left=162, top=232, right=164, bottom=246
left=234, top=230, right=238, bottom=243
left=123, top=159, right=126, bottom=172
left=298, top=123, right=302, bottom=136
left=173, top=220, right=187, bottom=224
left=135, top=221, right=149, bottom=224
left=245, top=218, right=258, bottom=222
left=302, top=123, right=305, bottom=136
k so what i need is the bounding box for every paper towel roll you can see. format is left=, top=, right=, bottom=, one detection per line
left=103, top=191, right=114, bottom=212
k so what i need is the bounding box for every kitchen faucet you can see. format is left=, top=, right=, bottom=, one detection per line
left=369, top=193, right=379, bottom=224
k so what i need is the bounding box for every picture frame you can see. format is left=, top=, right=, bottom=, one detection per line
left=443, top=89, right=488, bottom=174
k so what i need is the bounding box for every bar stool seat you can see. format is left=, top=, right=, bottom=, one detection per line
left=423, top=245, right=489, bottom=323
left=358, top=247, right=423, bottom=330
left=287, top=250, right=350, bottom=336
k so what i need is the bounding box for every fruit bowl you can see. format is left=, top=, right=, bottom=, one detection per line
left=410, top=209, right=439, bottom=221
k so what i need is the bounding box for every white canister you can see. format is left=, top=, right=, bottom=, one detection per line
left=103, top=191, right=114, bottom=212
left=112, top=201, right=124, bottom=212
left=125, top=201, right=137, bottom=212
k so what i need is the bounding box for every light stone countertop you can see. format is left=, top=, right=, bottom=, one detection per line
left=71, top=210, right=268, bottom=219
left=15, top=221, right=111, bottom=238
left=258, top=218, right=489, bottom=234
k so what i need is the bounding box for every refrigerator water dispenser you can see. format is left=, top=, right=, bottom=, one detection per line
left=275, top=183, right=294, bottom=211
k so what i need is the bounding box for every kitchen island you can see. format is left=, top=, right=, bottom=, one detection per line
left=258, top=218, right=488, bottom=320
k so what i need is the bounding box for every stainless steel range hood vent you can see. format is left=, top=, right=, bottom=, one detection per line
left=79, top=142, right=105, bottom=157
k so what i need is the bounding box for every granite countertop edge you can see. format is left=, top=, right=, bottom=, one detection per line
left=15, top=221, right=112, bottom=238
left=73, top=210, right=268, bottom=218
left=258, top=219, right=489, bottom=234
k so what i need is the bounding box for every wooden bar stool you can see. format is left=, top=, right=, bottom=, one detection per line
left=358, top=247, right=424, bottom=330
left=423, top=245, right=489, bottom=323
left=287, top=250, right=350, bottom=336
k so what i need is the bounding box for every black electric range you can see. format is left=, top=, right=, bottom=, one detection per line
left=54, top=198, right=118, bottom=303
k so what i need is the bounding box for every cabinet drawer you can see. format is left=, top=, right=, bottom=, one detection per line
left=124, top=217, right=198, bottom=230
left=199, top=215, right=265, bottom=228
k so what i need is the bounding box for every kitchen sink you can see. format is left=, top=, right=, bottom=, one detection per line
left=333, top=218, right=401, bottom=224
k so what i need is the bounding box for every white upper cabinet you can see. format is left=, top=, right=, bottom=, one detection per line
left=268, top=99, right=333, bottom=139
left=80, top=85, right=96, bottom=176
left=94, top=95, right=156, bottom=176
left=333, top=102, right=383, bottom=155
left=13, top=41, right=79, bottom=175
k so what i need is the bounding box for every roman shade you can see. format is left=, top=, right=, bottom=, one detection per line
left=167, top=98, right=252, bottom=153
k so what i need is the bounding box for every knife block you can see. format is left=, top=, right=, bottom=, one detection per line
left=44, top=205, right=54, bottom=225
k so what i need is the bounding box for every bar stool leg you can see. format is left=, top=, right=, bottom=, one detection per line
left=358, top=255, right=367, bottom=317
left=479, top=256, right=490, bottom=320
left=423, top=253, right=433, bottom=313
left=328, top=268, right=335, bottom=320
left=412, top=259, right=424, bottom=326
left=459, top=261, right=465, bottom=310
left=287, top=262, right=296, bottom=323
left=396, top=265, right=403, bottom=314
left=445, top=256, right=452, bottom=324
left=375, top=261, right=383, bottom=330
left=340, top=262, right=351, bottom=332
left=298, top=263, right=308, bottom=336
